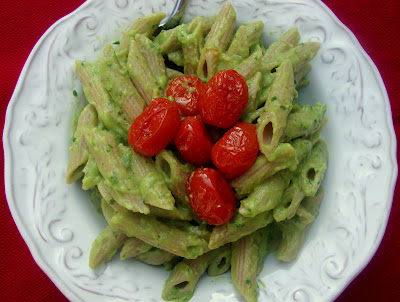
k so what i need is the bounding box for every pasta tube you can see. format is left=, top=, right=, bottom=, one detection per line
left=126, top=38, right=162, bottom=104
left=277, top=187, right=324, bottom=261
left=220, top=21, right=264, bottom=69
left=235, top=45, right=263, bottom=81
left=75, top=61, right=130, bottom=138
left=281, top=103, right=327, bottom=142
left=101, top=198, right=116, bottom=224
left=83, top=127, right=149, bottom=214
left=89, top=225, right=127, bottom=269
left=209, top=211, right=273, bottom=249
left=261, top=42, right=321, bottom=75
left=89, top=187, right=104, bottom=217
left=136, top=247, right=177, bottom=265
left=231, top=232, right=260, bottom=302
left=299, top=139, right=328, bottom=196
left=257, top=59, right=295, bottom=157
left=162, top=251, right=213, bottom=301
left=166, top=68, right=184, bottom=80
left=230, top=143, right=296, bottom=197
left=177, top=17, right=204, bottom=75
left=82, top=153, right=102, bottom=190
left=207, top=244, right=232, bottom=276
left=116, top=13, right=166, bottom=63
left=155, top=149, right=195, bottom=206
left=197, top=2, right=236, bottom=81
left=111, top=211, right=208, bottom=259
left=66, top=104, right=98, bottom=183
left=153, top=15, right=217, bottom=55
left=239, top=172, right=290, bottom=217
left=119, top=145, right=176, bottom=211
left=135, top=34, right=168, bottom=90
left=241, top=72, right=263, bottom=120
left=120, top=237, right=152, bottom=260
left=98, top=46, right=146, bottom=123
left=273, top=177, right=305, bottom=222
left=262, top=27, right=300, bottom=62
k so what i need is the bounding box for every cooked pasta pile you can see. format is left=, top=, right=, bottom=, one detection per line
left=66, top=2, right=328, bottom=302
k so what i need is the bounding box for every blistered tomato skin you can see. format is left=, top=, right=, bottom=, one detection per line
left=187, top=168, right=237, bottom=225
left=199, top=69, right=248, bottom=128
left=212, top=122, right=259, bottom=179
left=128, top=98, right=180, bottom=157
left=174, top=116, right=214, bottom=166
left=166, top=75, right=206, bottom=116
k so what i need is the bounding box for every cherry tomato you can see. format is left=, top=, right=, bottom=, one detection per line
left=166, top=75, right=206, bottom=116
left=199, top=69, right=248, bottom=128
left=187, top=168, right=236, bottom=225
left=211, top=122, right=259, bottom=179
left=174, top=116, right=214, bottom=166
left=128, top=98, right=180, bottom=157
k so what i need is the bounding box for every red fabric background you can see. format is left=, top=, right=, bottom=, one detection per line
left=1, top=0, right=399, bottom=301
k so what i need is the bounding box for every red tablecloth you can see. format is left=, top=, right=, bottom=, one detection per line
left=1, top=0, right=399, bottom=301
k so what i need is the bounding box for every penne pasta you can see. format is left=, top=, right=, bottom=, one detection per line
left=197, top=2, right=236, bottom=81
left=136, top=247, right=177, bottom=265
left=155, top=150, right=195, bottom=206
left=177, top=17, right=204, bottom=75
left=126, top=39, right=162, bottom=104
left=75, top=61, right=130, bottom=138
left=120, top=237, right=152, bottom=260
left=98, top=46, right=146, bottom=122
left=89, top=225, right=127, bottom=269
left=299, top=139, right=328, bottom=196
left=277, top=187, right=324, bottom=261
left=209, top=211, right=273, bottom=250
left=66, top=104, right=98, bottom=184
left=162, top=251, right=213, bottom=301
left=68, top=4, right=328, bottom=301
left=231, top=232, right=259, bottom=302
left=83, top=127, right=149, bottom=214
left=111, top=211, right=208, bottom=259
left=116, top=13, right=166, bottom=63
left=257, top=59, right=295, bottom=158
left=230, top=143, right=297, bottom=197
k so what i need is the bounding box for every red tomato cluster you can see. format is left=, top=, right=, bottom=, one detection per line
left=128, top=70, right=259, bottom=225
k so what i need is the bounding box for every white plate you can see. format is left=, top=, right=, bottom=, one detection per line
left=3, top=0, right=397, bottom=301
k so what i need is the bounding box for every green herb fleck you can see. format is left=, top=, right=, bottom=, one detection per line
left=245, top=278, right=252, bottom=285
left=271, top=96, right=277, bottom=102
left=233, top=222, right=245, bottom=228
left=122, top=153, right=132, bottom=168
left=109, top=199, right=115, bottom=205
left=107, top=99, right=114, bottom=105
left=109, top=176, right=119, bottom=185
left=113, top=41, right=120, bottom=45
left=72, top=90, right=78, bottom=97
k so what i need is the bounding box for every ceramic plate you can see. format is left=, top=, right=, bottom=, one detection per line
left=3, top=0, right=397, bottom=301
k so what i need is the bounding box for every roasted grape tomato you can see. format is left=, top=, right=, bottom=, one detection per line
left=128, top=98, right=180, bottom=157
left=212, top=122, right=259, bottom=179
left=166, top=75, right=206, bottom=116
left=187, top=168, right=236, bottom=225
left=199, top=69, right=248, bottom=128
left=174, top=116, right=214, bottom=166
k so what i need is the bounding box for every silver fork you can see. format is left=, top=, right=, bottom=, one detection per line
left=159, top=0, right=188, bottom=29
